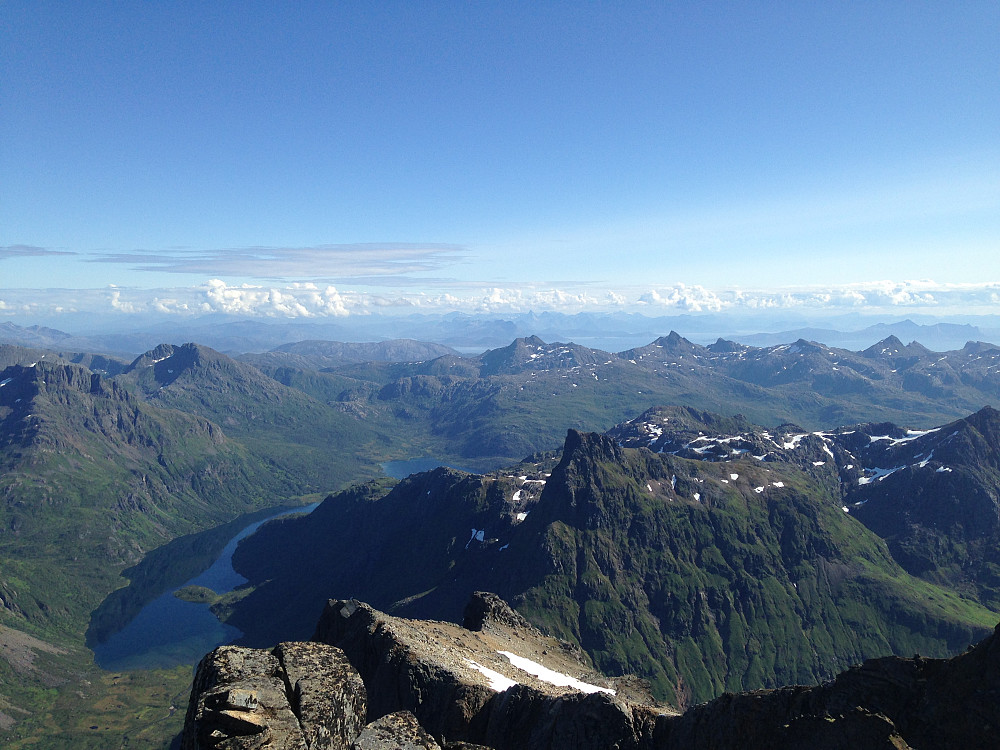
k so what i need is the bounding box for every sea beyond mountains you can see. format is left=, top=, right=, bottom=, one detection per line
left=2, top=315, right=1000, bottom=746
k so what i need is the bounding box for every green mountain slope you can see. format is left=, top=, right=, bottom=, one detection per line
left=117, top=342, right=382, bottom=492
left=0, top=360, right=298, bottom=638
left=0, top=357, right=378, bottom=747
left=225, top=428, right=995, bottom=707
left=610, top=404, right=1000, bottom=611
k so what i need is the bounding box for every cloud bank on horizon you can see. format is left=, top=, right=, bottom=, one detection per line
left=2, top=273, right=999, bottom=321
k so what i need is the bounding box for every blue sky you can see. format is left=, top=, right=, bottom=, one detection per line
left=2, top=1, right=998, bottom=322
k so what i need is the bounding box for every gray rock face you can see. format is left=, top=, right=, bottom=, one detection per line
left=181, top=646, right=307, bottom=750
left=182, top=642, right=367, bottom=750
left=461, top=591, right=534, bottom=634
left=276, top=641, right=367, bottom=749
left=349, top=711, right=441, bottom=750
left=479, top=684, right=657, bottom=750
left=313, top=599, right=497, bottom=742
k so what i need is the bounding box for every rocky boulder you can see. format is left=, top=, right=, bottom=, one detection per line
left=349, top=711, right=441, bottom=749
left=181, top=642, right=366, bottom=750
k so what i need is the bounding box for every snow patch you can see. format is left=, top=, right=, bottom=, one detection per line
left=870, top=428, right=941, bottom=447
left=467, top=659, right=517, bottom=692
left=783, top=434, right=807, bottom=449
left=498, top=651, right=615, bottom=695
left=858, top=466, right=903, bottom=484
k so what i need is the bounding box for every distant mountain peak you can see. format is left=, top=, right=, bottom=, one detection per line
left=861, top=335, right=930, bottom=359
left=658, top=331, right=698, bottom=350
left=706, top=338, right=745, bottom=353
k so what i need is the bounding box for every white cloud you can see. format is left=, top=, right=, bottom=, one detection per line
left=109, top=289, right=140, bottom=313
left=639, top=285, right=728, bottom=312
left=201, top=279, right=349, bottom=317
left=151, top=297, right=189, bottom=314
left=627, top=280, right=1000, bottom=316
left=3, top=278, right=1000, bottom=321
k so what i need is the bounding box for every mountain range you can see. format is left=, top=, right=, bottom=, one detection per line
left=4, top=314, right=1000, bottom=356
left=245, top=331, right=1000, bottom=467
left=2, top=329, right=1000, bottom=745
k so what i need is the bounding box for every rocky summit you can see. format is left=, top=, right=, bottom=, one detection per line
left=182, top=592, right=1000, bottom=749
left=182, top=592, right=661, bottom=750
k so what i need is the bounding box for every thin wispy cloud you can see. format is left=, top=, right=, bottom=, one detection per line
left=0, top=245, right=77, bottom=260
left=88, top=244, right=466, bottom=281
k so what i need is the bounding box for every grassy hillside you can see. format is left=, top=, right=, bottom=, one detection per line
left=0, top=356, right=378, bottom=746
left=117, top=343, right=382, bottom=492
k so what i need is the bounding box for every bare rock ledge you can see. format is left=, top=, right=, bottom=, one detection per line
left=182, top=591, right=1000, bottom=749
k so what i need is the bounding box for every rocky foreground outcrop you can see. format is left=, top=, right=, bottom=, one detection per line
left=182, top=592, right=1000, bottom=749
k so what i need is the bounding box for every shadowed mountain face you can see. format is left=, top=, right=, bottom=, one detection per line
left=225, top=418, right=997, bottom=707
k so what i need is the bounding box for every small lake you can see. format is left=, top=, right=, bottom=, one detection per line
left=93, top=458, right=480, bottom=670
left=381, top=457, right=477, bottom=479
left=92, top=503, right=318, bottom=671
